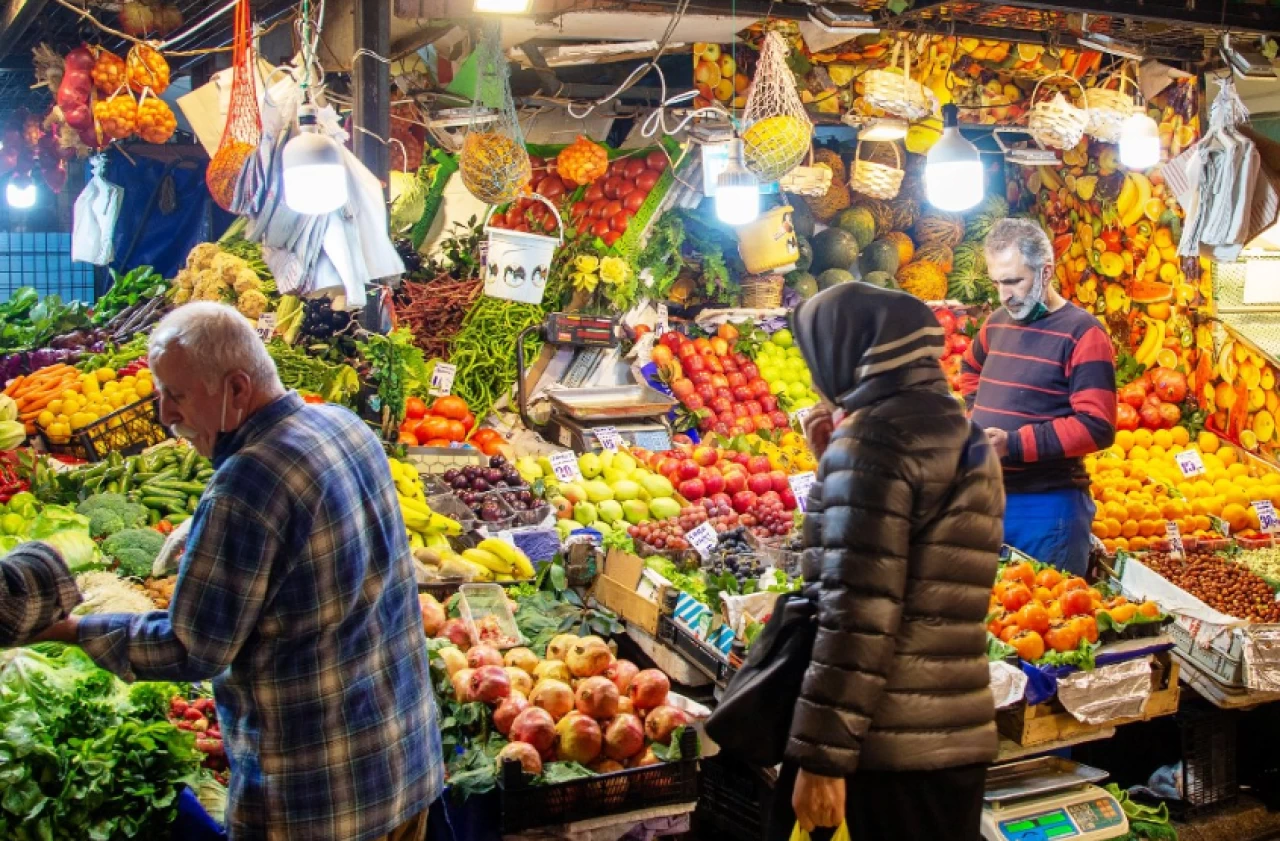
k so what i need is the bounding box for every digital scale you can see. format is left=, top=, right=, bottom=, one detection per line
left=516, top=313, right=676, bottom=453
left=982, top=758, right=1129, bottom=841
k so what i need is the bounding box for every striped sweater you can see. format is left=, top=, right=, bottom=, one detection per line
left=960, top=304, right=1117, bottom=493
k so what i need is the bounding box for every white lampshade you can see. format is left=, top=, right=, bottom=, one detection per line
left=474, top=0, right=530, bottom=12
left=283, top=105, right=348, bottom=215
left=715, top=138, right=759, bottom=226
left=6, top=177, right=35, bottom=209
left=925, top=105, right=983, bottom=212
left=1120, top=112, right=1161, bottom=171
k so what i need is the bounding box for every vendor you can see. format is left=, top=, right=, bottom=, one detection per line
left=1, top=542, right=81, bottom=646
left=961, top=219, right=1116, bottom=575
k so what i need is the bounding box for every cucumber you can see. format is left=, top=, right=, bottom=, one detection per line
left=148, top=508, right=161, bottom=526
left=120, top=459, right=137, bottom=493
left=166, top=512, right=190, bottom=525
left=187, top=495, right=200, bottom=512
left=196, top=469, right=214, bottom=481
left=180, top=448, right=199, bottom=480
left=146, top=468, right=180, bottom=485
left=149, top=481, right=206, bottom=495
left=106, top=481, right=120, bottom=494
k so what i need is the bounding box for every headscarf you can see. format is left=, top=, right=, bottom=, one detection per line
left=791, top=282, right=945, bottom=406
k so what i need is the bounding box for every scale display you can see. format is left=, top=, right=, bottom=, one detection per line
left=544, top=314, right=617, bottom=347
left=994, top=797, right=1125, bottom=841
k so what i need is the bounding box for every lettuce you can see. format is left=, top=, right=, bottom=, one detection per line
left=38, top=529, right=101, bottom=571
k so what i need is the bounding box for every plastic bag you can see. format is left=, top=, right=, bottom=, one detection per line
left=789, top=822, right=852, bottom=841
left=72, top=155, right=124, bottom=266
left=206, top=0, right=261, bottom=210
left=741, top=30, right=813, bottom=182
left=458, top=20, right=530, bottom=205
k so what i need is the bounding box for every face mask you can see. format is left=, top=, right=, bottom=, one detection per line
left=169, top=378, right=243, bottom=443
left=1006, top=274, right=1049, bottom=323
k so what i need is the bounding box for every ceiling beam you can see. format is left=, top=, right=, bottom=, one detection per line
left=0, top=0, right=50, bottom=61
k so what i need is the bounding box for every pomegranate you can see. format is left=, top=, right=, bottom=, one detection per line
left=503, top=647, right=540, bottom=675
left=616, top=696, right=636, bottom=716
left=510, top=707, right=557, bottom=758
left=437, top=646, right=468, bottom=677
left=419, top=593, right=446, bottom=637
left=604, top=659, right=640, bottom=695
left=566, top=639, right=613, bottom=678
left=589, top=758, right=625, bottom=774
left=555, top=712, right=603, bottom=764
left=493, top=692, right=530, bottom=735
left=575, top=676, right=620, bottom=719
left=533, top=660, right=571, bottom=684
left=469, top=665, right=512, bottom=705
left=497, top=741, right=543, bottom=776
left=631, top=747, right=662, bottom=767
left=467, top=645, right=504, bottom=670
left=628, top=669, right=671, bottom=711
left=530, top=679, right=575, bottom=721
left=505, top=667, right=533, bottom=697
left=546, top=634, right=577, bottom=662
left=437, top=618, right=471, bottom=650
left=643, top=705, right=691, bottom=745
left=451, top=668, right=476, bottom=702
left=603, top=713, right=646, bottom=761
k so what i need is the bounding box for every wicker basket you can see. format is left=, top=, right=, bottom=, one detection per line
left=1085, top=69, right=1139, bottom=142
left=1028, top=73, right=1088, bottom=150
left=850, top=139, right=904, bottom=200
left=863, top=39, right=937, bottom=122
left=740, top=274, right=785, bottom=308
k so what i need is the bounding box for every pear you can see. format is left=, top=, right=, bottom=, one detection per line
left=622, top=499, right=650, bottom=524
left=611, top=479, right=644, bottom=502
left=573, top=502, right=598, bottom=525
left=583, top=480, right=615, bottom=503
left=598, top=499, right=624, bottom=524
left=579, top=452, right=603, bottom=479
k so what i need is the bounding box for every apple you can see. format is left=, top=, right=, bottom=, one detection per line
left=726, top=372, right=746, bottom=389
left=738, top=417, right=756, bottom=434
left=745, top=400, right=763, bottom=417
left=748, top=473, right=774, bottom=496
left=678, top=461, right=701, bottom=481
left=723, top=470, right=747, bottom=495
left=747, top=456, right=772, bottom=475
left=686, top=355, right=707, bottom=374
left=658, top=457, right=681, bottom=479
left=769, top=410, right=789, bottom=429
left=752, top=414, right=774, bottom=432
left=760, top=395, right=778, bottom=413
left=731, top=452, right=751, bottom=467
left=779, top=488, right=798, bottom=510
left=691, top=371, right=712, bottom=387
left=750, top=379, right=772, bottom=399
left=710, top=492, right=733, bottom=509
left=769, top=470, right=788, bottom=493
left=686, top=395, right=706, bottom=412
left=732, top=386, right=754, bottom=403
left=692, top=446, right=719, bottom=467
left=679, top=478, right=707, bottom=500
left=670, top=379, right=695, bottom=400
left=711, top=375, right=730, bottom=389
left=702, top=471, right=726, bottom=496
left=732, top=490, right=758, bottom=514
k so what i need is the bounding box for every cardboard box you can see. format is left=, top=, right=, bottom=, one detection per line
left=591, top=549, right=666, bottom=635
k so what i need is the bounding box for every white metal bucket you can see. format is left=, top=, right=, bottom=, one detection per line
left=482, top=193, right=563, bottom=305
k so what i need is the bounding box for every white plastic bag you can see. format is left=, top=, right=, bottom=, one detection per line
left=71, top=156, right=123, bottom=265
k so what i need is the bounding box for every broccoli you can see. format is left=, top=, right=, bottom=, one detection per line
left=77, top=493, right=148, bottom=539
left=101, top=528, right=167, bottom=578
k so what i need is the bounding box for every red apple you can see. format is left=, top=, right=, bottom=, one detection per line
left=708, top=358, right=724, bottom=374
left=723, top=470, right=747, bottom=494
left=696, top=383, right=716, bottom=403
left=678, top=461, right=701, bottom=481
left=748, top=473, right=774, bottom=496
left=732, top=490, right=758, bottom=513
left=691, top=371, right=712, bottom=387
left=692, top=446, right=719, bottom=467
left=746, top=400, right=763, bottom=417
left=686, top=395, right=706, bottom=412
left=779, top=488, right=798, bottom=510
left=677, top=343, right=697, bottom=361
left=769, top=410, right=789, bottom=429
left=726, top=372, right=747, bottom=388
left=711, top=375, right=730, bottom=389
left=702, top=471, right=726, bottom=496
left=759, top=395, right=778, bottom=413
left=747, top=455, right=772, bottom=475
left=679, top=478, right=706, bottom=500
left=686, top=355, right=707, bottom=374
left=769, top=470, right=788, bottom=493
left=715, top=387, right=734, bottom=402
left=712, top=422, right=732, bottom=436
left=753, top=415, right=775, bottom=432
left=697, top=410, right=715, bottom=430
left=658, top=457, right=682, bottom=478
left=738, top=417, right=756, bottom=434
left=732, top=386, right=754, bottom=403
left=750, top=379, right=772, bottom=399
left=711, top=397, right=734, bottom=416
left=732, top=452, right=752, bottom=467
left=741, top=362, right=760, bottom=380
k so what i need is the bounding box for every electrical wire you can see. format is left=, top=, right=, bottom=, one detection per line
left=45, top=0, right=289, bottom=57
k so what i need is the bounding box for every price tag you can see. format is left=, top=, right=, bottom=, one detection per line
left=788, top=471, right=816, bottom=513
left=656, top=303, right=669, bottom=336
left=1175, top=449, right=1206, bottom=477
left=549, top=451, right=583, bottom=483
left=595, top=426, right=623, bottom=452
left=1165, top=520, right=1185, bottom=559
left=1211, top=515, right=1231, bottom=537
left=429, top=363, right=457, bottom=397
left=685, top=522, right=718, bottom=559
left=791, top=406, right=814, bottom=430
left=255, top=313, right=276, bottom=342
left=1254, top=500, right=1280, bottom=533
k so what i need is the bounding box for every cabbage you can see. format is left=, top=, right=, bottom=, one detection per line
left=26, top=503, right=89, bottom=539
left=39, top=529, right=100, bottom=571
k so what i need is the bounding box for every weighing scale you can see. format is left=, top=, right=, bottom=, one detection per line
left=982, top=758, right=1129, bottom=841
left=515, top=313, right=677, bottom=453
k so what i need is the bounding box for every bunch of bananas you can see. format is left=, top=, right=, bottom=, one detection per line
left=389, top=458, right=462, bottom=550
left=453, top=538, right=536, bottom=583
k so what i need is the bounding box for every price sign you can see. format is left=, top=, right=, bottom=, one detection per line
left=656, top=304, right=669, bottom=336
left=549, top=451, right=583, bottom=483
left=788, top=471, right=816, bottom=513
left=1211, top=515, right=1231, bottom=538
left=255, top=313, right=276, bottom=342
left=791, top=406, right=814, bottom=430
left=1254, top=500, right=1280, bottom=533
left=1175, top=449, right=1206, bottom=477
left=594, top=426, right=623, bottom=453
left=685, top=522, right=718, bottom=559
left=1165, top=520, right=1185, bottom=559
left=429, top=363, right=457, bottom=397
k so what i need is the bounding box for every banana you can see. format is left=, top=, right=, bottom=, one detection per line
left=1121, top=173, right=1152, bottom=229
left=399, top=497, right=459, bottom=536
left=455, top=557, right=496, bottom=582
left=425, top=533, right=453, bottom=553
left=1134, top=317, right=1163, bottom=367
left=462, top=547, right=513, bottom=574
left=477, top=538, right=535, bottom=579
left=408, top=530, right=425, bottom=550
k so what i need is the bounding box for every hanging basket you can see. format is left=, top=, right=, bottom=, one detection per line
left=1028, top=73, right=1089, bottom=150
left=862, top=39, right=937, bottom=123
left=777, top=147, right=833, bottom=197
left=850, top=140, right=905, bottom=200
left=482, top=193, right=562, bottom=305
left=740, top=31, right=813, bottom=183
left=1085, top=68, right=1139, bottom=142
left=740, top=274, right=785, bottom=308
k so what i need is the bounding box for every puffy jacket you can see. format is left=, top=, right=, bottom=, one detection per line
left=787, top=283, right=1004, bottom=777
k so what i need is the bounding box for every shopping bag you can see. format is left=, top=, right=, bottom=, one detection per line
left=790, top=821, right=852, bottom=841
left=206, top=0, right=261, bottom=210
left=71, top=156, right=123, bottom=266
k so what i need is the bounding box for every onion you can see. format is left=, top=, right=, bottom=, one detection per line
left=64, top=46, right=96, bottom=75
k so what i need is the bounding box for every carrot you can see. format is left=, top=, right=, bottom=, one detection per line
left=12, top=374, right=69, bottom=400
left=16, top=380, right=76, bottom=408
left=4, top=375, right=25, bottom=397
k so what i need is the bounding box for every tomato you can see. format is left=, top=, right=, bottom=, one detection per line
left=1044, top=623, right=1081, bottom=653
left=571, top=200, right=590, bottom=220
left=424, top=438, right=451, bottom=448
left=1061, top=577, right=1089, bottom=592
left=622, top=190, right=646, bottom=211
left=1060, top=589, right=1094, bottom=618
left=600, top=200, right=623, bottom=220
left=1015, top=602, right=1050, bottom=635
left=1011, top=630, right=1046, bottom=662
left=635, top=169, right=660, bottom=191
left=432, top=395, right=469, bottom=420
left=398, top=431, right=418, bottom=446
left=503, top=208, right=523, bottom=228
left=1001, top=583, right=1032, bottom=613
left=591, top=219, right=612, bottom=238
left=405, top=396, right=427, bottom=420
left=529, top=155, right=545, bottom=171
left=584, top=183, right=604, bottom=203
left=623, top=158, right=647, bottom=180
left=444, top=420, right=466, bottom=442
left=536, top=174, right=566, bottom=198
left=460, top=412, right=476, bottom=433
left=602, top=177, right=625, bottom=199
left=645, top=150, right=667, bottom=171
left=603, top=230, right=621, bottom=246
left=610, top=210, right=633, bottom=232
left=1100, top=229, right=1122, bottom=252
left=471, top=428, right=500, bottom=446
left=588, top=199, right=610, bottom=218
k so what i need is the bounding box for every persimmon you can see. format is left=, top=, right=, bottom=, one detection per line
left=1011, top=630, right=1046, bottom=662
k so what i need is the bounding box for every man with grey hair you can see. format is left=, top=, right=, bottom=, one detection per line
left=960, top=219, right=1117, bottom=574
left=36, top=302, right=443, bottom=840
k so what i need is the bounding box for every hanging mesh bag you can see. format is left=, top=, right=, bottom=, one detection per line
left=205, top=0, right=261, bottom=211
left=740, top=30, right=813, bottom=183
left=459, top=21, right=531, bottom=206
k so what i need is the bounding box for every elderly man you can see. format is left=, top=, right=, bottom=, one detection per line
left=37, top=302, right=441, bottom=841
left=1, top=543, right=80, bottom=646
left=960, top=218, right=1117, bottom=575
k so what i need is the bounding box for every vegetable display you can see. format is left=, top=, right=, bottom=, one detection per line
left=93, top=266, right=168, bottom=325
left=1142, top=548, right=1280, bottom=623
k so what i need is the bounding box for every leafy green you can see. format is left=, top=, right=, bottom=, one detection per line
left=650, top=725, right=698, bottom=762
left=0, top=290, right=91, bottom=354
left=40, top=529, right=101, bottom=571
left=987, top=632, right=1017, bottom=661
left=1036, top=638, right=1098, bottom=671
left=93, top=267, right=168, bottom=326
left=539, top=762, right=594, bottom=784
left=127, top=681, right=189, bottom=722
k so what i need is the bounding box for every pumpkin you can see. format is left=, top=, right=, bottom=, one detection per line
left=860, top=239, right=901, bottom=276
left=835, top=207, right=877, bottom=250
left=896, top=262, right=948, bottom=301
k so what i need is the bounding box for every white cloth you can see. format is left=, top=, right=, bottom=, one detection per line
left=71, top=157, right=123, bottom=266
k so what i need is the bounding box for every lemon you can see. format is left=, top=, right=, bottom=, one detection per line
left=48, top=399, right=63, bottom=416
left=134, top=380, right=153, bottom=397
left=36, top=410, right=54, bottom=427
left=102, top=381, right=118, bottom=393
left=96, top=367, right=116, bottom=383
left=121, top=376, right=137, bottom=389
left=108, top=392, right=128, bottom=409
left=61, top=389, right=79, bottom=403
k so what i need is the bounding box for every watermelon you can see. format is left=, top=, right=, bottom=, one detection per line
left=787, top=271, right=820, bottom=299
left=811, top=228, right=861, bottom=275
left=863, top=271, right=897, bottom=290
left=794, top=236, right=813, bottom=273
left=817, top=268, right=856, bottom=290
left=860, top=239, right=900, bottom=277
left=835, top=207, right=877, bottom=250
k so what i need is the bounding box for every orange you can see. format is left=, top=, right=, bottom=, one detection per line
left=1130, top=536, right=1150, bottom=551
left=1222, top=503, right=1251, bottom=533
left=1115, top=430, right=1135, bottom=452
left=1104, top=518, right=1123, bottom=538
left=1102, top=539, right=1117, bottom=554
left=1128, top=446, right=1150, bottom=463
left=1153, top=429, right=1174, bottom=450
left=1138, top=520, right=1160, bottom=537
left=1199, top=431, right=1220, bottom=453
left=1091, top=521, right=1109, bottom=539
left=1121, top=520, right=1140, bottom=538
left=1133, top=429, right=1154, bottom=449
left=1125, top=500, right=1146, bottom=521
left=1113, top=537, right=1130, bottom=552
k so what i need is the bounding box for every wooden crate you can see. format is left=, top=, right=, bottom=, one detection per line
left=998, top=653, right=1180, bottom=747
left=590, top=549, right=666, bottom=636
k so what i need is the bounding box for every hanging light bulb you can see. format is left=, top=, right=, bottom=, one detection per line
left=1119, top=111, right=1161, bottom=170
left=6, top=175, right=35, bottom=209
left=715, top=138, right=759, bottom=226
left=474, top=0, right=530, bottom=12
left=858, top=117, right=908, bottom=142
left=925, top=104, right=983, bottom=212
left=283, top=104, right=348, bottom=215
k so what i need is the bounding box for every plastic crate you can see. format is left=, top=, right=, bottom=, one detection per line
left=695, top=755, right=774, bottom=840
left=1174, top=702, right=1238, bottom=819
left=38, top=395, right=169, bottom=462
left=658, top=615, right=732, bottom=684
left=1167, top=617, right=1245, bottom=687
left=498, top=728, right=698, bottom=831
left=458, top=583, right=521, bottom=648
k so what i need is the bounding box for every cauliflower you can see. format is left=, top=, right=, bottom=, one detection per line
left=211, top=252, right=246, bottom=282
left=187, top=243, right=220, bottom=271
left=173, top=287, right=192, bottom=305
left=174, top=268, right=196, bottom=290
left=194, top=270, right=230, bottom=302
left=233, top=267, right=262, bottom=294
left=236, top=290, right=269, bottom=320
left=101, top=528, right=167, bottom=579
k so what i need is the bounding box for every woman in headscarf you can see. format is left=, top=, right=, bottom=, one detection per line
left=0, top=542, right=80, bottom=646
left=775, top=282, right=1004, bottom=841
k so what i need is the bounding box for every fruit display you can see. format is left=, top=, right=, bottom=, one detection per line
left=168, top=695, right=227, bottom=780
left=1230, top=546, right=1280, bottom=590
left=1199, top=335, right=1280, bottom=463
left=23, top=364, right=155, bottom=444
left=399, top=394, right=476, bottom=447
left=932, top=305, right=978, bottom=396
left=556, top=136, right=609, bottom=186
left=125, top=44, right=171, bottom=95
left=1142, top=549, right=1280, bottom=623
left=691, top=42, right=752, bottom=111
left=1114, top=367, right=1188, bottom=435
left=747, top=328, right=821, bottom=416
left=388, top=456, right=464, bottom=552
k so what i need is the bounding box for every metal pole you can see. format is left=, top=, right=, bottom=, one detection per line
left=353, top=0, right=390, bottom=191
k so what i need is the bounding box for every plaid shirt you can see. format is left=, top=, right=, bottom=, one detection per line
left=79, top=393, right=442, bottom=841
left=0, top=541, right=81, bottom=646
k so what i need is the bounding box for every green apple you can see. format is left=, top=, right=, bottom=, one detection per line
left=573, top=501, right=598, bottom=525
left=771, top=329, right=793, bottom=348
left=622, top=499, right=650, bottom=524
left=598, top=499, right=624, bottom=524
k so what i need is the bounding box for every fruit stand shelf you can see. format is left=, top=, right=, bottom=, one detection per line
left=1174, top=651, right=1280, bottom=711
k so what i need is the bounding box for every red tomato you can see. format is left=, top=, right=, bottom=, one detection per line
left=600, top=200, right=623, bottom=220
left=591, top=219, right=612, bottom=237
left=636, top=170, right=660, bottom=191
left=571, top=200, right=590, bottom=220
left=583, top=183, right=604, bottom=203
left=405, top=396, right=427, bottom=420
left=622, top=190, right=646, bottom=211
left=603, top=230, right=622, bottom=246
left=536, top=174, right=565, bottom=198
left=589, top=199, right=610, bottom=218
left=610, top=210, right=633, bottom=232
left=602, top=177, right=624, bottom=200
left=646, top=150, right=668, bottom=171
left=623, top=158, right=647, bottom=180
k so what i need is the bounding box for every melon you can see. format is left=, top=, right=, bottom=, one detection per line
left=913, top=243, right=954, bottom=273
left=794, top=236, right=813, bottom=273
left=890, top=198, right=921, bottom=232
left=862, top=271, right=897, bottom=290
left=810, top=228, right=861, bottom=275
left=896, top=262, right=948, bottom=301
left=817, top=268, right=856, bottom=290
left=913, top=213, right=965, bottom=249
left=964, top=195, right=1010, bottom=243
left=860, top=239, right=900, bottom=277
left=882, top=231, right=915, bottom=266
left=835, top=207, right=877, bottom=250
left=805, top=176, right=851, bottom=222
left=855, top=199, right=896, bottom=238
left=787, top=271, right=820, bottom=299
